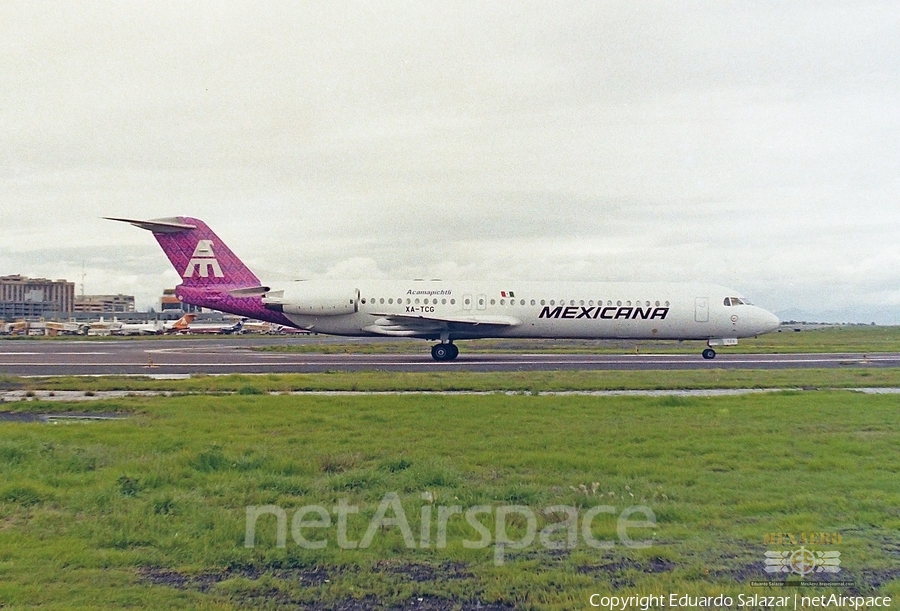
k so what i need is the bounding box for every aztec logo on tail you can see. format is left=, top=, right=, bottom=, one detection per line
left=183, top=240, right=224, bottom=279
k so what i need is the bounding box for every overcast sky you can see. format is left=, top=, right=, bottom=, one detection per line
left=2, top=2, right=899, bottom=322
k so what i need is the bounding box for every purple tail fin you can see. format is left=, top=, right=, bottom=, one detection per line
left=144, top=216, right=261, bottom=288
left=107, top=216, right=293, bottom=326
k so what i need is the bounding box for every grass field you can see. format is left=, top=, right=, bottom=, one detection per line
left=4, top=365, right=900, bottom=395
left=1, top=390, right=898, bottom=609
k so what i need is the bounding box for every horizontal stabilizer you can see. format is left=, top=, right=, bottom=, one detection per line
left=104, top=217, right=197, bottom=233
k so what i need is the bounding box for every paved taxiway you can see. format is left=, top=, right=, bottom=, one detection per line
left=2, top=337, right=900, bottom=375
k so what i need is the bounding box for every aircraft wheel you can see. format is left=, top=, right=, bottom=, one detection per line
left=431, top=343, right=453, bottom=361
left=448, top=343, right=459, bottom=360
left=702, top=348, right=717, bottom=360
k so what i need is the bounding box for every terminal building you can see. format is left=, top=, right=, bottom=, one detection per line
left=0, top=275, right=75, bottom=318
left=1, top=275, right=213, bottom=323
left=73, top=294, right=135, bottom=314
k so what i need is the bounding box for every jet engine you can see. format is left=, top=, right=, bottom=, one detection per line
left=262, top=282, right=359, bottom=316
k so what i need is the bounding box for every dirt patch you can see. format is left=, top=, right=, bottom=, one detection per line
left=300, top=596, right=516, bottom=611
left=577, top=556, right=675, bottom=589
left=138, top=564, right=513, bottom=610
left=373, top=560, right=472, bottom=582
left=0, top=411, right=126, bottom=422
left=578, top=556, right=675, bottom=575
left=139, top=565, right=337, bottom=591
left=858, top=568, right=900, bottom=591
left=377, top=595, right=516, bottom=611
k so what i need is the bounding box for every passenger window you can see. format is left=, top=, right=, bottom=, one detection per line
left=531, top=300, right=536, bottom=306
left=388, top=298, right=393, bottom=304
left=450, top=299, right=455, bottom=305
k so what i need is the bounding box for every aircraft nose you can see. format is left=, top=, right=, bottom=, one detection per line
left=755, top=308, right=780, bottom=334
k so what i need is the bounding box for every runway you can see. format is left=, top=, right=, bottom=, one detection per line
left=2, top=337, right=899, bottom=375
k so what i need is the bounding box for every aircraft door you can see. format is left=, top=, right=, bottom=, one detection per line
left=695, top=297, right=709, bottom=322
left=477, top=294, right=486, bottom=310
left=463, top=294, right=472, bottom=310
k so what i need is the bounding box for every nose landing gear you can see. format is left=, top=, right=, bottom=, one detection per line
left=431, top=343, right=459, bottom=361
left=702, top=337, right=737, bottom=360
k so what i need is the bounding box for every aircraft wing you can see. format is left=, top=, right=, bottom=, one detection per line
left=363, top=312, right=521, bottom=337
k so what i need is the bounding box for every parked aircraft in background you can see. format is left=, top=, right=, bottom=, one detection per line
left=183, top=317, right=246, bottom=335
left=240, top=320, right=287, bottom=334
left=164, top=313, right=195, bottom=333
left=108, top=313, right=195, bottom=336
left=1, top=320, right=32, bottom=335
left=108, top=216, right=780, bottom=361
left=44, top=320, right=88, bottom=336
left=111, top=319, right=164, bottom=336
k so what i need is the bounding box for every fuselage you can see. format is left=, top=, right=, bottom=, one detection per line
left=259, top=280, right=779, bottom=341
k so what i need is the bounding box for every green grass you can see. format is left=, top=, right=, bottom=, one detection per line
left=1, top=391, right=898, bottom=609
left=3, top=367, right=900, bottom=395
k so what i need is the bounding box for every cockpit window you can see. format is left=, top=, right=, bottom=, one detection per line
left=724, top=296, right=752, bottom=306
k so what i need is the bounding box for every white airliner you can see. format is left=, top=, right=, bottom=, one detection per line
left=108, top=314, right=195, bottom=336
left=183, top=317, right=246, bottom=335
left=108, top=216, right=780, bottom=360
left=111, top=319, right=164, bottom=336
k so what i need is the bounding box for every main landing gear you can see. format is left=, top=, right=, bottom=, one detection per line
left=701, top=348, right=717, bottom=360
left=431, top=343, right=459, bottom=361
